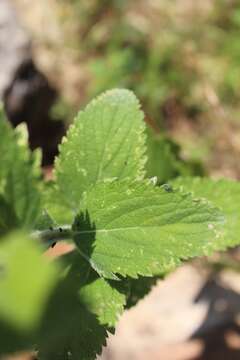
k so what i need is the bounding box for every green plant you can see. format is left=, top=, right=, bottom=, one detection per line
left=55, top=0, right=204, bottom=125
left=145, top=128, right=204, bottom=184
left=0, top=89, right=239, bottom=359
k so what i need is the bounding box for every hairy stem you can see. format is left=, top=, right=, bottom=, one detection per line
left=32, top=225, right=73, bottom=247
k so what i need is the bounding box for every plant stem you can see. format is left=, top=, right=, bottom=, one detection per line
left=32, top=225, right=73, bottom=248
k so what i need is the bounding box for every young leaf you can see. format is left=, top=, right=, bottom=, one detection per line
left=5, top=124, right=41, bottom=227
left=34, top=209, right=56, bottom=231
left=0, top=107, right=41, bottom=228
left=0, top=195, right=19, bottom=236
left=39, top=302, right=108, bottom=360
left=171, top=177, right=240, bottom=250
left=145, top=129, right=181, bottom=183
left=73, top=180, right=224, bottom=279
left=38, top=255, right=114, bottom=360
left=145, top=128, right=203, bottom=184
left=41, top=181, right=73, bottom=226
left=125, top=275, right=159, bottom=308
left=59, top=251, right=126, bottom=327
left=0, top=232, right=58, bottom=355
left=55, top=89, right=146, bottom=208
left=0, top=104, right=15, bottom=186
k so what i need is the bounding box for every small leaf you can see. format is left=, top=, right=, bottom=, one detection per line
left=0, top=104, right=15, bottom=186
left=34, top=209, right=56, bottom=231
left=0, top=195, right=19, bottom=236
left=172, top=177, right=240, bottom=250
left=145, top=128, right=204, bottom=184
left=38, top=254, right=115, bottom=360
left=41, top=181, right=73, bottom=226
left=73, top=180, right=224, bottom=279
left=145, top=129, right=182, bottom=183
left=63, top=251, right=126, bottom=326
left=0, top=232, right=58, bottom=355
left=0, top=106, right=41, bottom=228
left=39, top=302, right=108, bottom=360
left=125, top=275, right=159, bottom=308
left=55, top=89, right=146, bottom=208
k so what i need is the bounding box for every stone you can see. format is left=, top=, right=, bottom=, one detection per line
left=0, top=0, right=30, bottom=99
left=0, top=0, right=65, bottom=165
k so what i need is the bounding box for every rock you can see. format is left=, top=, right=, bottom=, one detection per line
left=0, top=0, right=65, bottom=165
left=4, top=58, right=65, bottom=165
left=0, top=0, right=30, bottom=98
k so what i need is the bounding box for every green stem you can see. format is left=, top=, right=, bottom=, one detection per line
left=32, top=225, right=73, bottom=248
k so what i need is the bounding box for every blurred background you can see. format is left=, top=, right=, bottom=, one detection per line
left=2, top=0, right=240, bottom=359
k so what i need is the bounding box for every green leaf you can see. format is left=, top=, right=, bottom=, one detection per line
left=39, top=301, right=108, bottom=360
left=60, top=251, right=126, bottom=327
left=73, top=180, right=224, bottom=279
left=5, top=127, right=41, bottom=228
left=38, top=254, right=114, bottom=360
left=55, top=89, right=146, bottom=209
left=125, top=275, right=159, bottom=308
left=34, top=209, right=56, bottom=231
left=145, top=129, right=182, bottom=183
left=0, top=233, right=58, bottom=331
left=0, top=232, right=58, bottom=355
left=80, top=276, right=124, bottom=327
left=41, top=181, right=73, bottom=226
left=0, top=107, right=41, bottom=228
left=0, top=104, right=16, bottom=186
left=0, top=195, right=19, bottom=236
left=171, top=177, right=240, bottom=250
left=145, top=128, right=204, bottom=184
